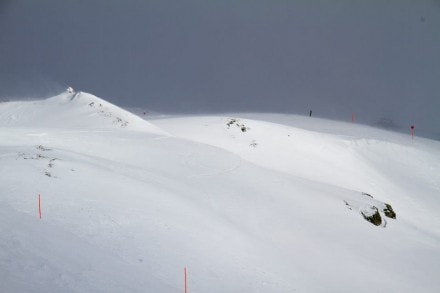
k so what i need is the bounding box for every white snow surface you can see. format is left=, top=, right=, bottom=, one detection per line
left=1, top=92, right=439, bottom=293
left=0, top=91, right=166, bottom=134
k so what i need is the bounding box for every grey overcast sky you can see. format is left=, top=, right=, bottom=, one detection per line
left=1, top=0, right=439, bottom=137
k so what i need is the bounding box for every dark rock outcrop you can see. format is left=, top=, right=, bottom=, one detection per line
left=383, top=204, right=396, bottom=219
left=361, top=207, right=382, bottom=226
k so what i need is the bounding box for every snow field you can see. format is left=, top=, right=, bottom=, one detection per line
left=1, top=92, right=439, bottom=292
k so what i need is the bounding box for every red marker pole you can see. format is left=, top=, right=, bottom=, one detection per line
left=38, top=193, right=42, bottom=219
left=184, top=267, right=188, bottom=293
left=351, top=112, right=355, bottom=123
left=411, top=125, right=415, bottom=140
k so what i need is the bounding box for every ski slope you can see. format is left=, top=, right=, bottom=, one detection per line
left=1, top=91, right=439, bottom=292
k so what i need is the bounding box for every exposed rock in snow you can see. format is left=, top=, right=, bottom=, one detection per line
left=361, top=205, right=383, bottom=226
left=344, top=193, right=396, bottom=227
left=383, top=203, right=396, bottom=219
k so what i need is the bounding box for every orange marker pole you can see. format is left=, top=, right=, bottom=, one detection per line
left=411, top=125, right=415, bottom=141
left=184, top=267, right=187, bottom=293
left=38, top=193, right=42, bottom=219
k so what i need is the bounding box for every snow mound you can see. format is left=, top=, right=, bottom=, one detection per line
left=0, top=90, right=167, bottom=135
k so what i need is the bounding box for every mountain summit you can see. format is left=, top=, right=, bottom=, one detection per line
left=0, top=89, right=166, bottom=135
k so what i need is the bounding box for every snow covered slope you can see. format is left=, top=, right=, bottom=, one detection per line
left=0, top=90, right=166, bottom=134
left=1, top=93, right=439, bottom=293
left=154, top=115, right=440, bottom=232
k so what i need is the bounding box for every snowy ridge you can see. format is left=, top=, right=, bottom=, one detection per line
left=0, top=90, right=167, bottom=135
left=1, top=93, right=439, bottom=292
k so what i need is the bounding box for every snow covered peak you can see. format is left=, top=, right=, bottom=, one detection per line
left=0, top=91, right=167, bottom=135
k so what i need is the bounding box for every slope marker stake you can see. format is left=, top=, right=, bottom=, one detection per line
left=184, top=267, right=188, bottom=293
left=38, top=193, right=42, bottom=219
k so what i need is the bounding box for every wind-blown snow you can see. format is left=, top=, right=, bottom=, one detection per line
left=0, top=90, right=166, bottom=134
left=1, top=92, right=439, bottom=292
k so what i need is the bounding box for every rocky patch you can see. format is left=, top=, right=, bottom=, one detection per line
left=344, top=192, right=396, bottom=228
left=17, top=145, right=61, bottom=179
left=383, top=203, right=396, bottom=219
left=87, top=98, right=129, bottom=128
left=360, top=206, right=382, bottom=226
left=226, top=118, right=250, bottom=132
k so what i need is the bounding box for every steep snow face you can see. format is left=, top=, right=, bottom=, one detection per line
left=1, top=95, right=440, bottom=293
left=0, top=90, right=167, bottom=135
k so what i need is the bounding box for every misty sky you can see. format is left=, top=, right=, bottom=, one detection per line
left=0, top=0, right=439, bottom=137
